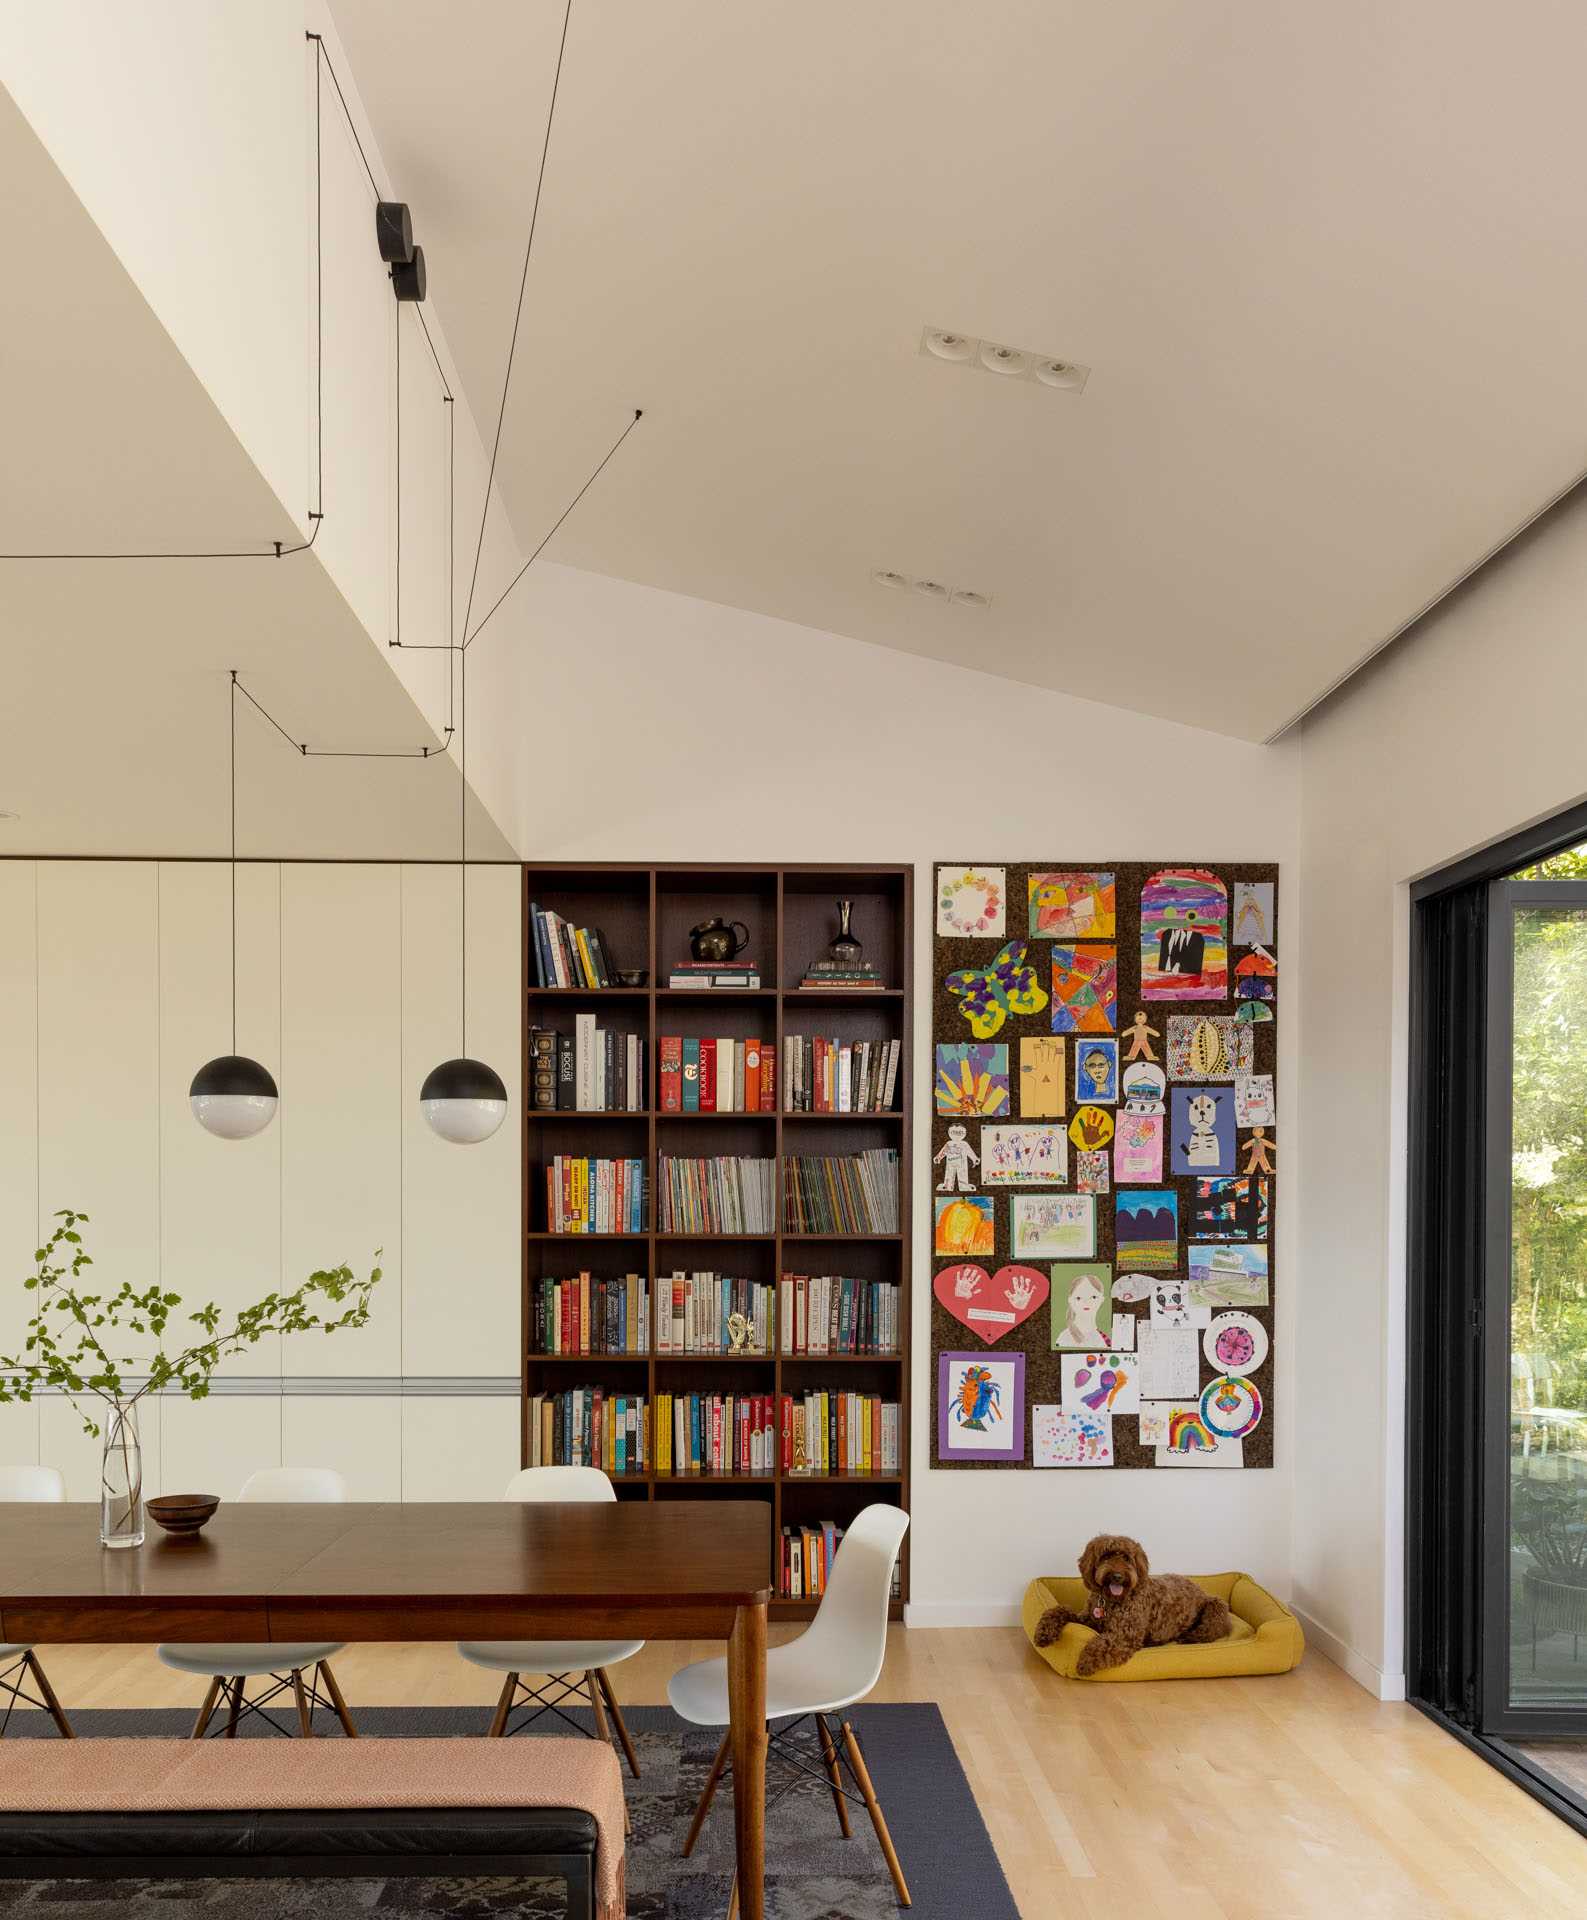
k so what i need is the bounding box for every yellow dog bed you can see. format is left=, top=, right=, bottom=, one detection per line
left=1021, top=1572, right=1303, bottom=1681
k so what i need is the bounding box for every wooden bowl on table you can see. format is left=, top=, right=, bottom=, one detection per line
left=147, top=1494, right=220, bottom=1539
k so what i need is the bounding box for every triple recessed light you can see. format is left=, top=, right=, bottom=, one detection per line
left=871, top=570, right=991, bottom=609
left=921, top=326, right=1089, bottom=392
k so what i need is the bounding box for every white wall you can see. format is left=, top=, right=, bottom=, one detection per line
left=0, top=860, right=520, bottom=1500
left=474, top=561, right=1302, bottom=1623
left=1296, top=489, right=1587, bottom=1698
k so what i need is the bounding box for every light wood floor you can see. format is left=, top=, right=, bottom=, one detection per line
left=31, top=1630, right=1587, bottom=1918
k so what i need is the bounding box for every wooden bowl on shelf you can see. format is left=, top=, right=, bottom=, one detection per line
left=147, top=1493, right=220, bottom=1539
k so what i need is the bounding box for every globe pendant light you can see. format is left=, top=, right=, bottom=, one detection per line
left=191, top=673, right=278, bottom=1139
left=423, top=646, right=506, bottom=1143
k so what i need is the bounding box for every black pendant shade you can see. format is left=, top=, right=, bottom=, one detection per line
left=190, top=1053, right=279, bottom=1140
left=420, top=1056, right=508, bottom=1144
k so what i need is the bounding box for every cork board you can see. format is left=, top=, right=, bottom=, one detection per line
left=930, top=862, right=1277, bottom=1470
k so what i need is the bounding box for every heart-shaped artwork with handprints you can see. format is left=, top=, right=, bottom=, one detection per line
left=933, top=1261, right=1049, bottom=1345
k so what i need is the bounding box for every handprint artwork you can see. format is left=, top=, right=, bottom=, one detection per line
left=933, top=1261, right=1049, bottom=1344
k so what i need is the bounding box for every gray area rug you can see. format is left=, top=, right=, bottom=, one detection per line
left=0, top=1703, right=1018, bottom=1920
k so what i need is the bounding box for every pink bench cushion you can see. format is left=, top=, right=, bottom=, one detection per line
left=0, top=1737, right=624, bottom=1919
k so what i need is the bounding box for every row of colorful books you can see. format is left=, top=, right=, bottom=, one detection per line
left=544, top=1157, right=647, bottom=1234
left=530, top=1273, right=649, bottom=1355
left=656, top=1155, right=777, bottom=1234
left=525, top=1388, right=649, bottom=1474
left=656, top=1392, right=776, bottom=1475
left=654, top=1272, right=774, bottom=1354
left=781, top=1274, right=900, bottom=1355
left=782, top=1150, right=900, bottom=1235
left=783, top=1036, right=900, bottom=1113
left=667, top=959, right=762, bottom=989
left=659, top=1035, right=776, bottom=1112
left=785, top=1391, right=902, bottom=1476
left=529, top=903, right=623, bottom=989
left=796, top=958, right=886, bottom=991
left=780, top=1520, right=904, bottom=1600
left=528, top=1022, right=645, bottom=1112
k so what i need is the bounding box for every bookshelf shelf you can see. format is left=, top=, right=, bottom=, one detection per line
left=522, top=861, right=914, bottom=1612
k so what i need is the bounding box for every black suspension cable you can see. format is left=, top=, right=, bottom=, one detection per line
left=233, top=674, right=451, bottom=759
left=460, top=0, right=575, bottom=643
left=460, top=642, right=468, bottom=1052
left=230, top=672, right=238, bottom=1052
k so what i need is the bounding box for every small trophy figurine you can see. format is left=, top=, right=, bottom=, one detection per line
left=726, top=1310, right=752, bottom=1354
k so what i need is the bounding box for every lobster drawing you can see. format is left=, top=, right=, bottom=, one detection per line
left=953, top=1364, right=1004, bottom=1433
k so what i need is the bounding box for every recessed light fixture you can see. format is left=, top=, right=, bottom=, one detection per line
left=914, top=579, right=950, bottom=599
left=920, top=325, right=1089, bottom=394
left=870, top=572, right=991, bottom=609
left=871, top=568, right=912, bottom=590
left=951, top=589, right=991, bottom=609
left=0, top=810, right=18, bottom=822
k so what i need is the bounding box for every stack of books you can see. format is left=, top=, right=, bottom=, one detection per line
left=780, top=1520, right=903, bottom=1600
left=529, top=903, right=622, bottom=988
left=657, top=1155, right=776, bottom=1234
left=530, top=1272, right=650, bottom=1355
left=797, top=958, right=885, bottom=991
left=529, top=1021, right=645, bottom=1112
left=782, top=1149, right=900, bottom=1235
left=654, top=1391, right=777, bottom=1476
left=544, top=1156, right=647, bottom=1234
left=668, top=959, right=761, bottom=989
left=783, top=1036, right=900, bottom=1112
left=780, top=1274, right=900, bottom=1355
left=654, top=1271, right=774, bottom=1353
left=525, top=1387, right=648, bottom=1474
left=659, top=1035, right=775, bottom=1112
left=781, top=1390, right=901, bottom=1475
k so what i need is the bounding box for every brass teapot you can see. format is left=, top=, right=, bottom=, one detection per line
left=689, top=917, right=750, bottom=963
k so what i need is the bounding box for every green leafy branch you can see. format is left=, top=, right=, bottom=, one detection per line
left=0, top=1210, right=383, bottom=1437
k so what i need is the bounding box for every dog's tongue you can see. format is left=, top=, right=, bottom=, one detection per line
left=1107, top=1579, right=1125, bottom=1596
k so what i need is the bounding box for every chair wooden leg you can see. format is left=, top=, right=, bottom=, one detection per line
left=596, top=1667, right=641, bottom=1778
left=585, top=1670, right=611, bottom=1746
left=487, top=1671, right=518, bottom=1738
left=291, top=1668, right=314, bottom=1737
left=190, top=1676, right=223, bottom=1740
left=223, top=1677, right=243, bottom=1739
left=816, top=1713, right=851, bottom=1837
left=726, top=1872, right=739, bottom=1920
left=22, top=1653, right=74, bottom=1740
left=316, top=1660, right=359, bottom=1738
left=682, top=1729, right=732, bottom=1858
left=841, top=1720, right=911, bottom=1907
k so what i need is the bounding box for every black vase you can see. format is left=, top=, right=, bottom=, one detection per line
left=829, top=899, right=863, bottom=966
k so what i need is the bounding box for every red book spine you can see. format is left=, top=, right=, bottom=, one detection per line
left=780, top=1394, right=793, bottom=1471
left=700, top=1039, right=717, bottom=1112
left=659, top=1034, right=683, bottom=1112
left=761, top=1042, right=776, bottom=1113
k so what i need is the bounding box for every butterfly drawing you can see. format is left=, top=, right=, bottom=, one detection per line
left=946, top=941, right=1049, bottom=1038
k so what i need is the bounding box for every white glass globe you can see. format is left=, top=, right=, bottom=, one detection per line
left=190, top=1055, right=278, bottom=1139
left=421, top=1057, right=508, bottom=1144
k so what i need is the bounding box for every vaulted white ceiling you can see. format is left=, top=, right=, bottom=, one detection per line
left=332, top=0, right=1587, bottom=741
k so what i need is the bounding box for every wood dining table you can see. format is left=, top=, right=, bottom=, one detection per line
left=0, top=1498, right=772, bottom=1919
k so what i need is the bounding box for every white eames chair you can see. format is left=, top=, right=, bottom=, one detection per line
left=457, top=1466, right=642, bottom=1775
left=0, top=1466, right=73, bottom=1738
left=669, top=1502, right=911, bottom=1914
left=157, top=1466, right=358, bottom=1738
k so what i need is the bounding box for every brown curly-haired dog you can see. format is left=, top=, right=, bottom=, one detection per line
left=1032, top=1534, right=1232, bottom=1675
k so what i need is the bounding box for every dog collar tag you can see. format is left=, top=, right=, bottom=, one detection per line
left=1091, top=1603, right=1105, bottom=1620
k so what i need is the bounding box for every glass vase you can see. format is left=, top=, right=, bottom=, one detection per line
left=100, top=1398, right=144, bottom=1550
left=829, top=898, right=863, bottom=966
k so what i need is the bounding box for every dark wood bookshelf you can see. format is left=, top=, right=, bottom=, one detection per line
left=521, top=862, right=913, bottom=1619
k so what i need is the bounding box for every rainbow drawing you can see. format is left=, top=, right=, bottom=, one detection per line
left=1167, top=1408, right=1218, bottom=1453
left=1140, top=868, right=1228, bottom=1001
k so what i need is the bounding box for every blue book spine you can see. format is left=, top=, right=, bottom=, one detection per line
left=682, top=1038, right=701, bottom=1112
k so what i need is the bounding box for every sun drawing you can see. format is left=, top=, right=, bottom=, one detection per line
left=936, top=1055, right=1008, bottom=1115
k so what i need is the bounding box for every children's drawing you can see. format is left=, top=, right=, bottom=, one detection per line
left=981, top=1123, right=1067, bottom=1186
left=1188, top=1243, right=1269, bottom=1309
left=933, top=1261, right=1048, bottom=1345
left=1115, top=1189, right=1178, bottom=1268
left=1049, top=945, right=1118, bottom=1033
left=1112, top=1272, right=1154, bottom=1305
left=1137, top=1325, right=1200, bottom=1398
left=1232, top=882, right=1275, bottom=946
left=1019, top=1036, right=1065, bottom=1117
left=1241, top=1126, right=1276, bottom=1175
left=1203, top=1310, right=1270, bottom=1376
left=1235, top=1000, right=1274, bottom=1026
left=938, top=1351, right=1024, bottom=1461
left=1124, top=1010, right=1160, bottom=1062
left=1200, top=1374, right=1263, bottom=1439
left=1164, top=1406, right=1220, bottom=1454
left=945, top=941, right=1048, bottom=1038
left=1189, top=1176, right=1269, bottom=1241
left=934, top=1123, right=979, bottom=1191
left=1032, top=1404, right=1113, bottom=1467
left=1140, top=868, right=1228, bottom=1001
left=1060, top=1350, right=1141, bottom=1416
left=1074, top=1037, right=1119, bottom=1105
left=1104, top=1309, right=1135, bottom=1350
left=1150, top=1277, right=1209, bottom=1329
left=1156, top=1433, right=1244, bottom=1468
left=1051, top=1264, right=1114, bottom=1348
left=934, top=1194, right=995, bottom=1258
left=1166, top=1015, right=1253, bottom=1082
left=1234, top=1073, right=1275, bottom=1127
left=935, top=1042, right=1009, bottom=1116
left=1076, top=1148, right=1111, bottom=1195
left=1170, top=1087, right=1236, bottom=1177
left=937, top=866, right=1006, bottom=938
left=1012, top=1193, right=1096, bottom=1260
left=1113, top=1111, right=1164, bottom=1184
left=1121, top=1061, right=1166, bottom=1114
left=1137, top=1402, right=1171, bottom=1447
left=1028, top=871, right=1116, bottom=940
left=1068, top=1104, right=1115, bottom=1153
left=1234, top=945, right=1277, bottom=1003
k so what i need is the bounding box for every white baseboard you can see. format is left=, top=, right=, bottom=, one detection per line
left=902, top=1601, right=1023, bottom=1629
left=1292, top=1605, right=1406, bottom=1701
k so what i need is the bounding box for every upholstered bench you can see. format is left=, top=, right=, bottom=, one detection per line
left=0, top=1735, right=625, bottom=1920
